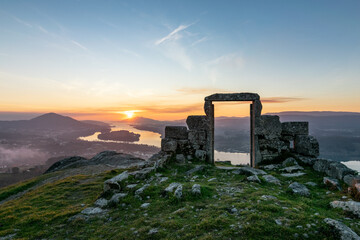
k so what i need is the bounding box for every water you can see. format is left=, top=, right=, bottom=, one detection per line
left=342, top=160, right=360, bottom=173
left=79, top=122, right=161, bottom=147
left=214, top=151, right=250, bottom=165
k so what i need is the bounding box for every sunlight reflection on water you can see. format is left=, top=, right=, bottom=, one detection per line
left=342, top=161, right=360, bottom=173
left=214, top=150, right=250, bottom=166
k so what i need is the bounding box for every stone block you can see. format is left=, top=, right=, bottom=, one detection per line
left=195, top=150, right=206, bottom=161
left=255, top=115, right=282, bottom=139
left=313, top=159, right=332, bottom=172
left=165, top=126, right=188, bottom=140
left=325, top=162, right=356, bottom=180
left=186, top=115, right=209, bottom=130
left=253, top=100, right=262, bottom=117
left=175, top=154, right=186, bottom=164
left=295, top=135, right=319, bottom=157
left=161, top=138, right=177, bottom=152
left=282, top=122, right=309, bottom=136
left=259, top=138, right=289, bottom=152
left=188, top=130, right=206, bottom=145
left=205, top=93, right=260, bottom=101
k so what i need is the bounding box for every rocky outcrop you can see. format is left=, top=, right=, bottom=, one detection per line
left=330, top=200, right=360, bottom=218
left=324, top=218, right=360, bottom=240
left=288, top=182, right=310, bottom=196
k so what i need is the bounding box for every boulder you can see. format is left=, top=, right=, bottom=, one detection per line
left=281, top=122, right=309, bottom=136
left=247, top=175, right=261, bottom=183
left=325, top=162, right=356, bottom=180
left=109, top=193, right=127, bottom=204
left=94, top=198, right=108, bottom=208
left=281, top=172, right=306, bottom=177
left=81, top=207, right=104, bottom=215
left=175, top=154, right=186, bottom=164
left=165, top=126, right=188, bottom=140
left=313, top=159, right=332, bottom=173
left=174, top=184, right=183, bottom=199
left=282, top=157, right=298, bottom=167
left=161, top=138, right=177, bottom=152
left=103, top=171, right=129, bottom=192
left=262, top=175, right=281, bottom=185
left=255, top=115, right=282, bottom=139
left=323, top=177, right=341, bottom=190
left=288, top=182, right=310, bottom=196
left=232, top=167, right=266, bottom=176
left=135, top=184, right=150, bottom=196
left=295, top=135, right=319, bottom=157
left=344, top=175, right=360, bottom=186
left=165, top=182, right=182, bottom=193
left=330, top=201, right=360, bottom=218
left=186, top=115, right=208, bottom=130
left=195, top=150, right=206, bottom=161
left=296, top=155, right=317, bottom=166
left=262, top=164, right=280, bottom=170
left=132, top=167, right=154, bottom=179
left=45, top=156, right=88, bottom=173
left=192, top=184, right=201, bottom=195
left=324, top=218, right=360, bottom=240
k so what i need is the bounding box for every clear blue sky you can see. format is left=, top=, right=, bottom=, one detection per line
left=0, top=0, right=359, bottom=119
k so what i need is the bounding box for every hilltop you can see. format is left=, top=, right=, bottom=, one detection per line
left=0, top=152, right=359, bottom=239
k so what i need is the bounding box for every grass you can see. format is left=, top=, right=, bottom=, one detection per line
left=0, top=161, right=359, bottom=239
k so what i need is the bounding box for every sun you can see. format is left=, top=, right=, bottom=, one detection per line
left=123, top=111, right=135, bottom=119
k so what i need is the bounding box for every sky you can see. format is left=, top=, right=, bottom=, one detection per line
left=0, top=0, right=359, bottom=120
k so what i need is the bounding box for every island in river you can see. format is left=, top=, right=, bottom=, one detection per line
left=98, top=130, right=140, bottom=142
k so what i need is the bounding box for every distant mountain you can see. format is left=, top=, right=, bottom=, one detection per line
left=267, top=111, right=360, bottom=117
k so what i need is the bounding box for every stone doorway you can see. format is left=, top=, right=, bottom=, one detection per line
left=204, top=93, right=262, bottom=167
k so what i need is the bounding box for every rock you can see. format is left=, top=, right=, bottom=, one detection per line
left=175, top=154, right=187, bottom=164
left=282, top=122, right=309, bottom=136
left=247, top=175, right=261, bottom=183
left=126, top=184, right=138, bottom=189
left=288, top=182, right=310, bottom=197
left=330, top=201, right=360, bottom=218
left=233, top=167, right=267, bottom=176
left=161, top=138, right=177, bottom=152
left=261, top=195, right=277, bottom=200
left=255, top=115, right=282, bottom=139
left=295, top=135, right=319, bottom=157
left=208, top=178, right=217, bottom=182
left=165, top=126, right=188, bottom=140
left=344, top=175, right=360, bottom=186
left=282, top=157, right=298, bottom=167
left=186, top=115, right=208, bottom=130
left=326, top=162, right=356, bottom=180
left=109, top=193, right=127, bottom=204
left=192, top=184, right=201, bottom=195
left=258, top=138, right=289, bottom=152
left=165, top=182, right=181, bottom=193
left=205, top=93, right=260, bottom=101
left=313, top=159, right=332, bottom=173
left=174, top=185, right=183, bottom=199
left=103, top=171, right=129, bottom=192
left=296, top=155, right=317, bottom=166
left=324, top=218, right=360, bottom=240
left=262, top=175, right=281, bottom=185
left=231, top=207, right=238, bottom=214
left=262, top=164, right=280, bottom=170
left=185, top=165, right=205, bottom=176
left=159, top=177, right=168, bottom=183
left=281, top=172, right=306, bottom=177
left=81, top=207, right=104, bottom=215
left=323, top=177, right=341, bottom=190
left=188, top=130, right=206, bottom=146
left=94, top=198, right=108, bottom=208
left=195, top=150, right=206, bottom=161
left=275, top=219, right=282, bottom=225
left=141, top=203, right=150, bottom=208
left=280, top=165, right=304, bottom=173
left=132, top=167, right=154, bottom=179
left=148, top=228, right=158, bottom=235
left=305, top=182, right=317, bottom=187
left=45, top=156, right=88, bottom=173
left=135, top=184, right=150, bottom=195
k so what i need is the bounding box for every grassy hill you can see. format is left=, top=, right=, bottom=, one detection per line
left=0, top=160, right=359, bottom=239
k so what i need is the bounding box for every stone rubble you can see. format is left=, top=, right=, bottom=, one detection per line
left=288, top=182, right=310, bottom=197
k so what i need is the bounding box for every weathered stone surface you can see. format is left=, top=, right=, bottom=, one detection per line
left=165, top=126, right=188, bottom=140
left=103, top=171, right=129, bottom=192
left=282, top=157, right=298, bottom=167
left=295, top=135, right=319, bottom=157
left=205, top=93, right=260, bottom=101
left=330, top=201, right=360, bottom=218
left=344, top=175, right=360, bottom=186
left=281, top=172, right=306, bottom=177
left=253, top=100, right=262, bottom=117
left=232, top=167, right=267, bottom=176
left=280, top=165, right=304, bottom=173
left=81, top=207, right=104, bottom=215
left=247, top=175, right=261, bottom=183
left=135, top=184, right=150, bottom=195
left=186, top=115, right=208, bottom=130
left=94, top=198, right=108, bottom=208
left=259, top=138, right=289, bottom=152
left=109, top=193, right=127, bottom=204
left=282, top=122, right=309, bottom=136
left=288, top=182, right=310, bottom=196
left=195, top=150, right=206, bottom=161
left=188, top=130, right=206, bottom=145
left=165, top=182, right=181, bottom=193
left=296, top=155, right=317, bottom=166
left=325, top=162, right=356, bottom=180
left=192, top=184, right=201, bottom=195
left=313, top=159, right=332, bottom=172
left=161, top=138, right=177, bottom=152
left=323, top=177, right=341, bottom=190
left=174, top=184, right=183, bottom=199
left=262, top=175, right=281, bottom=185
left=305, top=182, right=317, bottom=187
left=324, top=218, right=360, bottom=240
left=262, top=164, right=280, bottom=170
left=132, top=167, right=155, bottom=179
left=255, top=115, right=282, bottom=139
left=175, top=154, right=187, bottom=164
left=141, top=203, right=150, bottom=208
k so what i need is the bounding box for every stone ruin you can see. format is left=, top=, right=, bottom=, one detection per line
left=161, top=93, right=319, bottom=167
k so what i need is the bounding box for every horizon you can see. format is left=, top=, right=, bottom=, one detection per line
left=1, top=1, right=360, bottom=120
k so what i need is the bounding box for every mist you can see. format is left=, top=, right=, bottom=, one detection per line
left=0, top=146, right=49, bottom=166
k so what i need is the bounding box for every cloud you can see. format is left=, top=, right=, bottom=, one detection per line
left=12, top=16, right=33, bottom=28
left=261, top=97, right=306, bottom=103
left=36, top=25, right=49, bottom=34
left=207, top=53, right=244, bottom=68
left=155, top=24, right=192, bottom=45
left=71, top=40, right=88, bottom=51
left=191, top=36, right=208, bottom=46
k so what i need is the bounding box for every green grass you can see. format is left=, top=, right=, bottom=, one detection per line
left=0, top=162, right=359, bottom=239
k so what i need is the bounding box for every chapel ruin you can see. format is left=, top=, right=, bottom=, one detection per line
left=161, top=93, right=319, bottom=167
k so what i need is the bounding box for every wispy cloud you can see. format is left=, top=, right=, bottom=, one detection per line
left=155, top=24, right=192, bottom=45
left=36, top=25, right=49, bottom=34
left=191, top=36, right=208, bottom=46
left=12, top=16, right=33, bottom=28
left=71, top=40, right=88, bottom=51
left=262, top=97, right=306, bottom=103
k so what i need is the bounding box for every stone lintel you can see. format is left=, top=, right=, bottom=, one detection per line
left=205, top=93, right=260, bottom=102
